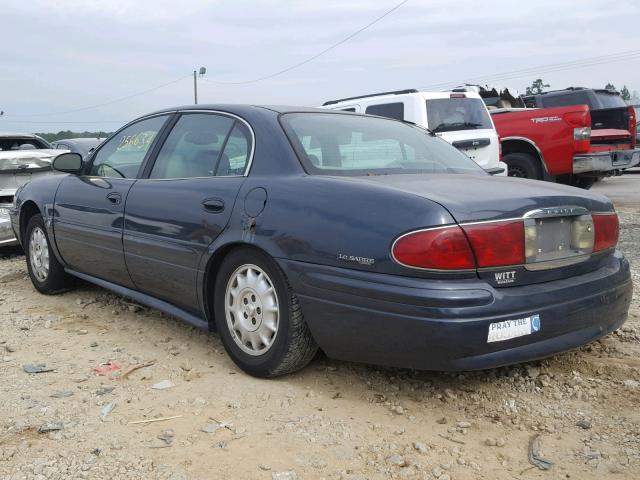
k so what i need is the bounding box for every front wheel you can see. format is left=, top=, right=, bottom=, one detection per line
left=25, top=214, right=75, bottom=294
left=214, top=248, right=318, bottom=377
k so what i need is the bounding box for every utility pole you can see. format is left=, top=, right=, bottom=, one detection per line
left=193, top=67, right=207, bottom=105
left=193, top=70, right=198, bottom=104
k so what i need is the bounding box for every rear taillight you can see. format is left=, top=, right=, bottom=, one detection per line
left=392, top=221, right=525, bottom=270
left=498, top=136, right=503, bottom=161
left=392, top=226, right=475, bottom=270
left=628, top=106, right=637, bottom=149
left=462, top=220, right=525, bottom=267
left=593, top=213, right=619, bottom=252
left=393, top=213, right=617, bottom=272
left=564, top=110, right=591, bottom=153
left=563, top=110, right=590, bottom=127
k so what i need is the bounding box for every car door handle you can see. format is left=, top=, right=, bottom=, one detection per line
left=106, top=192, right=122, bottom=205
left=202, top=199, right=224, bottom=212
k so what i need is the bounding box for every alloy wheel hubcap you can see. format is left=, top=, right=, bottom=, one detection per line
left=225, top=264, right=279, bottom=356
left=29, top=227, right=49, bottom=282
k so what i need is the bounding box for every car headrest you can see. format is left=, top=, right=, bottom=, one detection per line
left=19, top=144, right=36, bottom=150
left=184, top=131, right=218, bottom=145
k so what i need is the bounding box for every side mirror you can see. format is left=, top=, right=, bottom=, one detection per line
left=53, top=152, right=83, bottom=174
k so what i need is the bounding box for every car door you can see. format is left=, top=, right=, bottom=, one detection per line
left=53, top=114, right=171, bottom=287
left=123, top=111, right=252, bottom=312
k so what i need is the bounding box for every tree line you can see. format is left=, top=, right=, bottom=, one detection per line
left=525, top=78, right=638, bottom=102
left=35, top=130, right=112, bottom=142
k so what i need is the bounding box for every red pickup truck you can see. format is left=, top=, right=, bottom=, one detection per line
left=479, top=87, right=639, bottom=188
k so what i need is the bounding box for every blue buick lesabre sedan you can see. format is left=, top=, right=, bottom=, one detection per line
left=9, top=105, right=632, bottom=377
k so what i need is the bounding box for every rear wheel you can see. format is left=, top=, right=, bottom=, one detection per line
left=25, top=214, right=75, bottom=294
left=214, top=247, right=318, bottom=377
left=503, top=152, right=542, bottom=180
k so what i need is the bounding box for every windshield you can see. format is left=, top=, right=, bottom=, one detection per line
left=281, top=113, right=486, bottom=177
left=0, top=137, right=50, bottom=151
left=426, top=97, right=493, bottom=133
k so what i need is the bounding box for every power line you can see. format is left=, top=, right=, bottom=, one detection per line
left=417, top=50, right=640, bottom=91
left=3, top=120, right=126, bottom=124
left=202, top=0, right=410, bottom=86
left=5, top=74, right=191, bottom=118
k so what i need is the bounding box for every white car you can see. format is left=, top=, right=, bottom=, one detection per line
left=0, top=133, right=67, bottom=246
left=322, top=89, right=506, bottom=174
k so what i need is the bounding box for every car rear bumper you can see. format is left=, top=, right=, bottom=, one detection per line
left=280, top=252, right=632, bottom=371
left=573, top=148, right=640, bottom=174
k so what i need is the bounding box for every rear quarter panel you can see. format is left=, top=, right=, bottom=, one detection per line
left=492, top=105, right=589, bottom=176
left=199, top=174, right=465, bottom=280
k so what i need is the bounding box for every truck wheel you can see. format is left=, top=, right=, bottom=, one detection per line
left=214, top=247, right=318, bottom=378
left=25, top=214, right=75, bottom=294
left=503, top=153, right=542, bottom=180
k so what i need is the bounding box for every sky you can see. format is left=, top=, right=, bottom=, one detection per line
left=1, top=0, right=639, bottom=132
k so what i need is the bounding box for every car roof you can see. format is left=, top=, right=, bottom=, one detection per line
left=523, top=87, right=621, bottom=98
left=147, top=104, right=333, bottom=116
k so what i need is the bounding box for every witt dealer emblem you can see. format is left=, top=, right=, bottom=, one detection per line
left=494, top=270, right=516, bottom=285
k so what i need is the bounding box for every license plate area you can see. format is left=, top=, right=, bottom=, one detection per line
left=524, top=210, right=594, bottom=270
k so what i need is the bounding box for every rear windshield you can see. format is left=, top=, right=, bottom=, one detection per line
left=594, top=92, right=627, bottom=109
left=426, top=97, right=493, bottom=133
left=281, top=113, right=485, bottom=177
left=540, top=91, right=626, bottom=110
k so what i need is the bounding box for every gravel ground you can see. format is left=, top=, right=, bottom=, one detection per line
left=0, top=209, right=638, bottom=480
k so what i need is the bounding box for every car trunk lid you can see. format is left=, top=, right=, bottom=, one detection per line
left=360, top=173, right=616, bottom=286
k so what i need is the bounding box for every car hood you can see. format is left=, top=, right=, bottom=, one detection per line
left=355, top=173, right=613, bottom=223
left=0, top=149, right=63, bottom=171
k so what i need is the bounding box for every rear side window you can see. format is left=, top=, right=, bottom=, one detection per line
left=149, top=113, right=251, bottom=179
left=365, top=102, right=405, bottom=121
left=217, top=122, right=252, bottom=176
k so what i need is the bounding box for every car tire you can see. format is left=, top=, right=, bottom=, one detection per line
left=214, top=247, right=318, bottom=377
left=25, top=214, right=75, bottom=294
left=503, top=152, right=543, bottom=180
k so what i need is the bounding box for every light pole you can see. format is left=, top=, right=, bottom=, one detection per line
left=193, top=67, right=207, bottom=104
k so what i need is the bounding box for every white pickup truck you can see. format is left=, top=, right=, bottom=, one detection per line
left=322, top=89, right=507, bottom=174
left=0, top=133, right=66, bottom=247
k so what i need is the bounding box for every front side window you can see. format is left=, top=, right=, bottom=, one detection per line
left=426, top=97, right=493, bottom=133
left=89, top=115, right=168, bottom=178
left=149, top=113, right=251, bottom=179
left=281, top=113, right=485, bottom=177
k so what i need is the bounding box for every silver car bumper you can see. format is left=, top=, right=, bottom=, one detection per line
left=0, top=209, right=18, bottom=246
left=573, top=149, right=640, bottom=174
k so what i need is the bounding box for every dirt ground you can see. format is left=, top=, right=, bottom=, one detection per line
left=0, top=205, right=639, bottom=479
